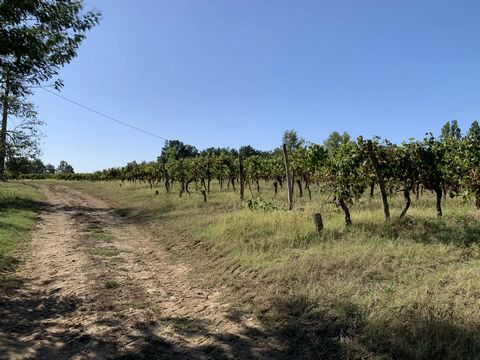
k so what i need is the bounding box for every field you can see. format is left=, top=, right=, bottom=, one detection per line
left=60, top=179, right=480, bottom=359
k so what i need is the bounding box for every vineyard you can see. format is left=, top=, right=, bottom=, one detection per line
left=65, top=155, right=480, bottom=359
left=3, top=125, right=480, bottom=358
left=14, top=121, right=480, bottom=225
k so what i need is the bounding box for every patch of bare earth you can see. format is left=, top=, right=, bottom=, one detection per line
left=0, top=184, right=273, bottom=359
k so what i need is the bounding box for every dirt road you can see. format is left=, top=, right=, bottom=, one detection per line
left=0, top=184, right=267, bottom=359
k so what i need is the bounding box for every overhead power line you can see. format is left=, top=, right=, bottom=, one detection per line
left=39, top=87, right=169, bottom=141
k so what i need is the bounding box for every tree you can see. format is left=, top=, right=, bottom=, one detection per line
left=6, top=156, right=44, bottom=175
left=239, top=145, right=259, bottom=158
left=282, top=129, right=304, bottom=150
left=440, top=120, right=462, bottom=141
left=30, top=158, right=46, bottom=173
left=44, top=164, right=56, bottom=173
left=451, top=120, right=462, bottom=140
left=0, top=0, right=101, bottom=179
left=2, top=97, right=44, bottom=161
left=158, top=140, right=198, bottom=161
left=467, top=120, right=480, bottom=142
left=57, top=160, right=74, bottom=174
left=6, top=156, right=33, bottom=175
left=323, top=131, right=351, bottom=150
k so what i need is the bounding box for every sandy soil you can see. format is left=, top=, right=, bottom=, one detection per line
left=0, top=184, right=268, bottom=359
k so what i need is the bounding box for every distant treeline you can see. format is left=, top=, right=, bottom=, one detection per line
left=6, top=158, right=74, bottom=177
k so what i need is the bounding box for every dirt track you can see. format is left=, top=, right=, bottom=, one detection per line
left=0, top=184, right=267, bottom=359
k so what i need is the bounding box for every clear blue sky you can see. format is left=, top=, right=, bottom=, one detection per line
left=31, top=0, right=480, bottom=172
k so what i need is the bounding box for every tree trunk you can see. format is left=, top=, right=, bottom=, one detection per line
left=338, top=198, right=352, bottom=226
left=366, top=141, right=390, bottom=220
left=282, top=144, right=293, bottom=210
left=369, top=181, right=375, bottom=198
left=475, top=194, right=480, bottom=209
left=256, top=178, right=260, bottom=193
left=0, top=88, right=9, bottom=181
left=312, top=213, right=323, bottom=232
left=273, top=181, right=278, bottom=195
left=277, top=177, right=283, bottom=188
left=435, top=187, right=443, bottom=217
left=247, top=181, right=254, bottom=197
left=239, top=157, right=245, bottom=201
left=399, top=189, right=411, bottom=220
left=304, top=179, right=312, bottom=201
left=296, top=179, right=303, bottom=198
left=291, top=174, right=295, bottom=198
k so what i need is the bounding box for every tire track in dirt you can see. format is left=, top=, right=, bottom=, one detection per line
left=0, top=184, right=273, bottom=359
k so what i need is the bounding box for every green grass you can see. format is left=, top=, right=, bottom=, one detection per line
left=90, top=247, right=120, bottom=257
left=0, top=181, right=42, bottom=293
left=61, top=180, right=480, bottom=359
left=104, top=278, right=120, bottom=289
left=89, top=229, right=116, bottom=243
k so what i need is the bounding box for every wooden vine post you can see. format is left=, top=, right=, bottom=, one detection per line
left=282, top=143, right=293, bottom=210
left=179, top=159, right=185, bottom=197
left=239, top=155, right=245, bottom=201
left=312, top=213, right=323, bottom=232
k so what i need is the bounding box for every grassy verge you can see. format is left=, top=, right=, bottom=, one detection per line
left=0, top=181, right=42, bottom=293
left=62, top=180, right=480, bottom=359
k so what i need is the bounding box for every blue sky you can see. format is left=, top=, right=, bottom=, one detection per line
left=31, top=0, right=480, bottom=172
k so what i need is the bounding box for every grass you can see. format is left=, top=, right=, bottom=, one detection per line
left=89, top=230, right=116, bottom=243
left=59, top=179, right=480, bottom=359
left=109, top=256, right=124, bottom=265
left=129, top=300, right=148, bottom=309
left=90, top=247, right=120, bottom=257
left=104, top=278, right=120, bottom=289
left=0, top=182, right=41, bottom=275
